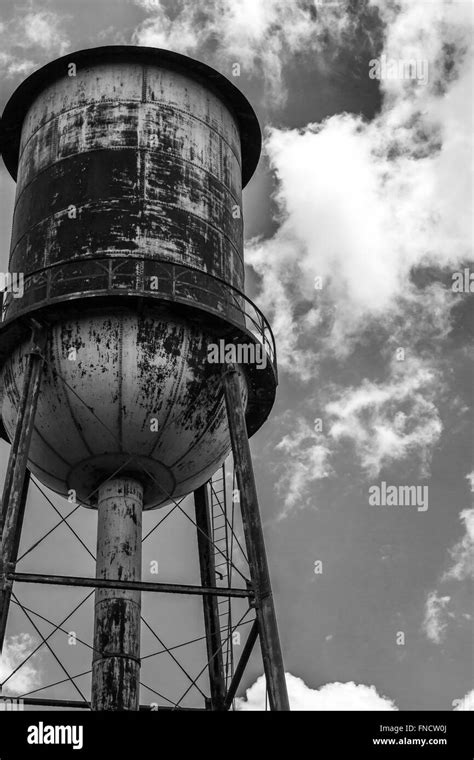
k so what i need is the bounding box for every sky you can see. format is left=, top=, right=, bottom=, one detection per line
left=0, top=0, right=473, bottom=711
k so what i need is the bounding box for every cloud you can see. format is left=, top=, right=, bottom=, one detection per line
left=423, top=475, right=474, bottom=643
left=19, top=11, right=70, bottom=54
left=272, top=355, right=443, bottom=516
left=0, top=53, right=36, bottom=77
left=275, top=417, right=332, bottom=517
left=0, top=633, right=42, bottom=696
left=442, top=507, right=474, bottom=582
left=423, top=590, right=451, bottom=644
left=236, top=672, right=398, bottom=710
left=0, top=9, right=70, bottom=79
left=246, top=0, right=472, bottom=363
left=325, top=356, right=443, bottom=478
left=244, top=0, right=472, bottom=519
left=132, top=0, right=374, bottom=105
left=453, top=689, right=474, bottom=711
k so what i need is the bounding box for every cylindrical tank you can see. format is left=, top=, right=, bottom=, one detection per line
left=6, top=50, right=246, bottom=318
left=0, top=47, right=277, bottom=508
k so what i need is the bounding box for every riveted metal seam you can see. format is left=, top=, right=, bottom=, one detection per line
left=10, top=199, right=244, bottom=271
left=17, top=100, right=242, bottom=173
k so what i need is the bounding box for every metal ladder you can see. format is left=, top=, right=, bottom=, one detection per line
left=210, top=462, right=234, bottom=688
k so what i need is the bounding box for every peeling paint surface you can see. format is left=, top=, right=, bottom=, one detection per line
left=8, top=61, right=244, bottom=318
left=92, top=477, right=142, bottom=711
left=0, top=54, right=272, bottom=508
left=2, top=307, right=247, bottom=508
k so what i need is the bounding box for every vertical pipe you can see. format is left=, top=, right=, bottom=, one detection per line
left=92, top=477, right=143, bottom=711
left=222, top=365, right=290, bottom=711
left=0, top=328, right=44, bottom=652
left=194, top=484, right=226, bottom=710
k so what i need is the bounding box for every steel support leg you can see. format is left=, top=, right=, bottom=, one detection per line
left=0, top=325, right=45, bottom=652
left=194, top=484, right=226, bottom=710
left=222, top=365, right=290, bottom=711
left=91, top=477, right=143, bottom=711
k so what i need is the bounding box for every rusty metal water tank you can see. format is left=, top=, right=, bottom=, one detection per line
left=0, top=46, right=277, bottom=508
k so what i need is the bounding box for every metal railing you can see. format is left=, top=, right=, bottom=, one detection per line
left=1, top=255, right=277, bottom=378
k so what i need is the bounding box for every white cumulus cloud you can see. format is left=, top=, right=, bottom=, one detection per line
left=236, top=672, right=398, bottom=710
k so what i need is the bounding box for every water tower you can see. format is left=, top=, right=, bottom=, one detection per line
left=0, top=46, right=289, bottom=711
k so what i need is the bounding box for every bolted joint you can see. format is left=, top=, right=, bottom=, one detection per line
left=26, top=318, right=47, bottom=355
left=97, top=651, right=141, bottom=665
left=0, top=573, right=12, bottom=594
left=252, top=584, right=272, bottom=608
left=246, top=579, right=256, bottom=608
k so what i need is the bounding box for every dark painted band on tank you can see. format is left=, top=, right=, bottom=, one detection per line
left=10, top=162, right=243, bottom=271
left=13, top=148, right=242, bottom=239
left=16, top=100, right=242, bottom=192
left=9, top=205, right=244, bottom=291
left=10, top=198, right=243, bottom=274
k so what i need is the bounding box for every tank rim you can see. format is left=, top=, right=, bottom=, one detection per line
left=0, top=44, right=261, bottom=186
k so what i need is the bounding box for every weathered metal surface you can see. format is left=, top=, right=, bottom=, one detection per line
left=0, top=473, right=30, bottom=654
left=1, top=47, right=261, bottom=186
left=1, top=306, right=248, bottom=508
left=223, top=620, right=259, bottom=710
left=194, top=484, right=226, bottom=710
left=0, top=326, right=44, bottom=651
left=2, top=697, right=206, bottom=710
left=8, top=571, right=253, bottom=599
left=0, top=46, right=277, bottom=475
left=5, top=55, right=244, bottom=325
left=223, top=364, right=290, bottom=711
left=91, top=477, right=142, bottom=711
left=0, top=47, right=287, bottom=714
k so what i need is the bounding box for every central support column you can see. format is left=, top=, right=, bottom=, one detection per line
left=91, top=477, right=143, bottom=711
